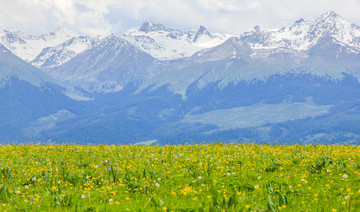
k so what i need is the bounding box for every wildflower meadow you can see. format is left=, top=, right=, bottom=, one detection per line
left=0, top=144, right=359, bottom=211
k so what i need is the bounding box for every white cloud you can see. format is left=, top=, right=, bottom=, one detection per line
left=0, top=0, right=359, bottom=36
left=196, top=0, right=261, bottom=12
left=0, top=0, right=112, bottom=35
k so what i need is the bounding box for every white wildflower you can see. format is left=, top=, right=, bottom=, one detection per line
left=345, top=195, right=350, bottom=200
left=109, top=199, right=113, bottom=202
left=198, top=176, right=202, bottom=180
left=155, top=183, right=160, bottom=188
left=343, top=174, right=348, bottom=179
left=82, top=195, right=86, bottom=199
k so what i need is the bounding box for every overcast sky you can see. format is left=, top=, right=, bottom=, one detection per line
left=1, top=0, right=360, bottom=36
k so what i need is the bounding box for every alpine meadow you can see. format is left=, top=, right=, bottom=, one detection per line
left=0, top=144, right=359, bottom=211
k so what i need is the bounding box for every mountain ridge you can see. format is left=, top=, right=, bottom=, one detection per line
left=1, top=11, right=360, bottom=144
left=1, top=11, right=360, bottom=67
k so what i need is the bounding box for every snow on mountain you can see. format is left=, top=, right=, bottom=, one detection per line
left=31, top=35, right=102, bottom=68
left=49, top=34, right=157, bottom=93
left=1, top=11, right=359, bottom=66
left=309, top=11, right=360, bottom=46
left=241, top=11, right=360, bottom=51
left=124, top=21, right=233, bottom=60
left=136, top=12, right=360, bottom=97
left=36, top=11, right=360, bottom=96
left=0, top=27, right=79, bottom=62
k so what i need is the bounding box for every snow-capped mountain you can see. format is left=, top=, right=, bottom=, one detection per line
left=31, top=35, right=102, bottom=68
left=1, top=11, right=359, bottom=66
left=124, top=21, right=233, bottom=60
left=135, top=12, right=360, bottom=97
left=48, top=35, right=157, bottom=93
left=2, top=11, right=360, bottom=144
left=42, top=11, right=360, bottom=95
left=0, top=27, right=79, bottom=62
left=0, top=22, right=233, bottom=67
left=241, top=11, right=360, bottom=51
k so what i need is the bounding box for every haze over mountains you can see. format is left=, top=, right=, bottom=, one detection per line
left=1, top=11, right=360, bottom=144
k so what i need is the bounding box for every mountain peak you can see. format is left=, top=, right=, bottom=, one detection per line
left=253, top=25, right=261, bottom=32
left=320, top=11, right=341, bottom=19
left=192, top=25, right=212, bottom=42
left=294, top=18, right=305, bottom=24
left=317, top=11, right=345, bottom=23
left=197, top=25, right=207, bottom=32
left=311, top=11, right=354, bottom=36
left=139, top=21, right=166, bottom=33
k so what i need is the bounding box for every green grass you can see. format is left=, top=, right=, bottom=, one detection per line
left=0, top=144, right=359, bottom=211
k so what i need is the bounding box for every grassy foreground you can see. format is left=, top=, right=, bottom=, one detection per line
left=0, top=144, right=359, bottom=211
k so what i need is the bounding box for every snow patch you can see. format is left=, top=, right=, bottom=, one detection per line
left=124, top=23, right=234, bottom=60
left=0, top=27, right=79, bottom=61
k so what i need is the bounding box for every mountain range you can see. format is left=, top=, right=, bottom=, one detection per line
left=1, top=11, right=360, bottom=144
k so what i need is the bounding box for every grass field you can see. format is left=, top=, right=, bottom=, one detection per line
left=0, top=144, right=359, bottom=211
